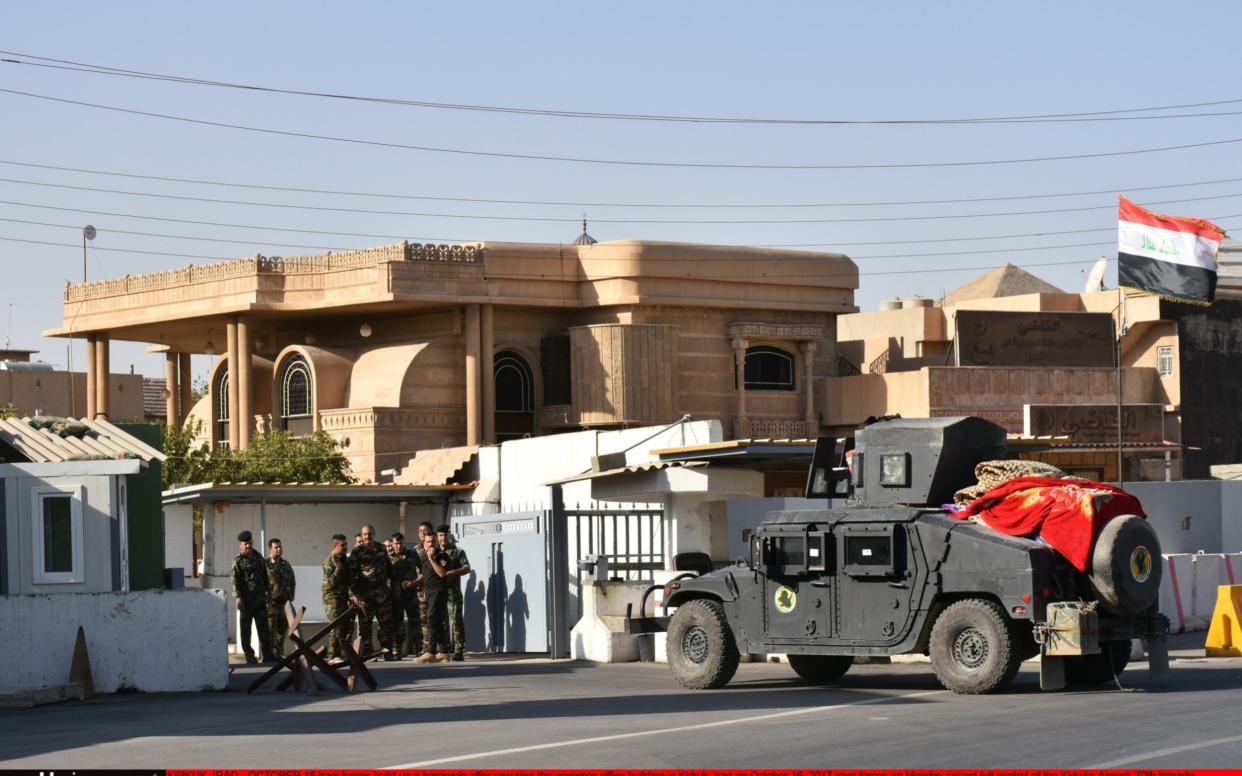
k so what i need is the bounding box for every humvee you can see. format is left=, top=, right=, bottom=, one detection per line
left=630, top=416, right=1169, bottom=694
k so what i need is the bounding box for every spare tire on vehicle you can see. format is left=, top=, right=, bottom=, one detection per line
left=1088, top=515, right=1162, bottom=615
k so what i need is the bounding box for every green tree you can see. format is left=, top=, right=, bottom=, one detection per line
left=161, top=419, right=216, bottom=488
left=189, top=374, right=209, bottom=405
left=162, top=420, right=354, bottom=488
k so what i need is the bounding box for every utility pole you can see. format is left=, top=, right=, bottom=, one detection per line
left=82, top=224, right=95, bottom=282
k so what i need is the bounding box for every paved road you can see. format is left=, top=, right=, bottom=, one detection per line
left=3, top=640, right=1240, bottom=769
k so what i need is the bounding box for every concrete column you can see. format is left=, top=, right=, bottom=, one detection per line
left=237, top=318, right=253, bottom=448
left=94, top=334, right=110, bottom=419
left=165, top=352, right=179, bottom=426
left=178, top=352, right=192, bottom=427
left=732, top=337, right=749, bottom=438
left=85, top=335, right=97, bottom=420
left=226, top=317, right=240, bottom=449
left=801, top=340, right=817, bottom=435
left=464, top=304, right=481, bottom=446
left=481, top=304, right=495, bottom=444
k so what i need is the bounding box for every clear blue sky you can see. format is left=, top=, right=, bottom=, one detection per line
left=4, top=1, right=1241, bottom=379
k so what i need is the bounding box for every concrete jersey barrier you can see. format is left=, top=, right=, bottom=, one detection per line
left=0, top=589, right=228, bottom=693
left=1160, top=552, right=1242, bottom=632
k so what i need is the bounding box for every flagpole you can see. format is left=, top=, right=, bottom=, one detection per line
left=1116, top=282, right=1125, bottom=487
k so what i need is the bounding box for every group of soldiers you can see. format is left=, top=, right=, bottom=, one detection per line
left=230, top=520, right=470, bottom=664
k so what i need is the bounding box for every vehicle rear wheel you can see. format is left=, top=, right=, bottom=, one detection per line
left=1089, top=515, right=1162, bottom=615
left=1065, top=640, right=1132, bottom=686
left=929, top=599, right=1022, bottom=695
left=667, top=599, right=740, bottom=689
left=787, top=654, right=854, bottom=684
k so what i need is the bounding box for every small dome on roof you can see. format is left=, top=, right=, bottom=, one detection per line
left=572, top=217, right=597, bottom=245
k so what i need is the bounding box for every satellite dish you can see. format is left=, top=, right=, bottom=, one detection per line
left=82, top=225, right=96, bottom=241
left=1084, top=256, right=1108, bottom=293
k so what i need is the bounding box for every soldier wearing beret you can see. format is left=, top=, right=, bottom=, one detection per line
left=231, top=530, right=275, bottom=664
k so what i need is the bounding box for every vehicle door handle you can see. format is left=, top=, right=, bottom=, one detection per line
left=809, top=580, right=830, bottom=588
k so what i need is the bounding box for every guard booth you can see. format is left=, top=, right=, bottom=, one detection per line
left=450, top=511, right=549, bottom=653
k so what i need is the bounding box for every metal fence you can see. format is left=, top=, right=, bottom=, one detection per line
left=566, top=505, right=664, bottom=621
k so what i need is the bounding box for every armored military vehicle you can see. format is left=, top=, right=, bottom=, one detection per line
left=632, top=416, right=1169, bottom=694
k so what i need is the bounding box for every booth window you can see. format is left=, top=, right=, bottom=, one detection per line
left=280, top=357, right=314, bottom=435
left=33, top=487, right=84, bottom=584
left=744, top=346, right=795, bottom=391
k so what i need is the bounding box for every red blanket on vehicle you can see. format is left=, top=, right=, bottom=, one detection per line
left=954, top=476, right=1146, bottom=572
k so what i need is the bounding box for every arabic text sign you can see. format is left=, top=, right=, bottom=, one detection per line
left=955, top=311, right=1115, bottom=367
left=1023, top=404, right=1164, bottom=443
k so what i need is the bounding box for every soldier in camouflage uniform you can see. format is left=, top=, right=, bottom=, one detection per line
left=414, top=521, right=434, bottom=650
left=349, top=523, right=399, bottom=660
left=389, top=532, right=423, bottom=659
left=321, top=533, right=354, bottom=660
left=265, top=538, right=296, bottom=658
left=436, top=525, right=471, bottom=661
left=231, top=530, right=275, bottom=664
left=417, top=530, right=451, bottom=662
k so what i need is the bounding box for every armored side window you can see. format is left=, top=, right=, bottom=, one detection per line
left=840, top=524, right=905, bottom=578
left=807, top=532, right=829, bottom=572
left=845, top=534, right=891, bottom=567
left=763, top=533, right=811, bottom=576
left=779, top=535, right=805, bottom=566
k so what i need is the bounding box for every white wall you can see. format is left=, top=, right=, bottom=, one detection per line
left=1223, top=482, right=1242, bottom=552
left=203, top=501, right=399, bottom=577
left=1125, top=481, right=1225, bottom=554
left=163, top=503, right=195, bottom=578
left=0, top=589, right=227, bottom=693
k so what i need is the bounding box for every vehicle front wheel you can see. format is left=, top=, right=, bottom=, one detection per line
left=929, top=599, right=1022, bottom=695
left=787, top=654, right=854, bottom=684
left=667, top=599, right=739, bottom=689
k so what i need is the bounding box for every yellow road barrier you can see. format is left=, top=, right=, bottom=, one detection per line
left=1205, top=584, right=1242, bottom=657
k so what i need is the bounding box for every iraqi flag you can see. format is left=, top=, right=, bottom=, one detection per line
left=1118, top=195, right=1225, bottom=304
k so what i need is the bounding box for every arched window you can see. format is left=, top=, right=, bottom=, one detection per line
left=744, top=345, right=796, bottom=391
left=215, top=371, right=230, bottom=450
left=494, top=350, right=535, bottom=441
left=280, top=357, right=314, bottom=435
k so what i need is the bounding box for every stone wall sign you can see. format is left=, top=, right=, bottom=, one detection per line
left=955, top=311, right=1115, bottom=367
left=1023, top=403, right=1164, bottom=443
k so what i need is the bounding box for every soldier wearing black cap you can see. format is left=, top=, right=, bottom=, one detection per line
left=231, top=530, right=275, bottom=663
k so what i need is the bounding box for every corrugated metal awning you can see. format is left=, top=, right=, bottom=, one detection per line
left=162, top=481, right=474, bottom=505
left=0, top=416, right=165, bottom=464
left=545, top=459, right=708, bottom=486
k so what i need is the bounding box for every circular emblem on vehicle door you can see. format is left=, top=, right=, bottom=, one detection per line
left=774, top=586, right=797, bottom=614
left=1130, top=545, right=1152, bottom=583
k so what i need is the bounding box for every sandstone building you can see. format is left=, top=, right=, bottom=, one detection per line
left=0, top=347, right=155, bottom=422
left=49, top=238, right=858, bottom=481
left=828, top=263, right=1242, bottom=481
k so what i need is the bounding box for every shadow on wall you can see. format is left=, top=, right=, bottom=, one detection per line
left=460, top=560, right=532, bottom=652
left=464, top=572, right=486, bottom=652
left=507, top=574, right=530, bottom=652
